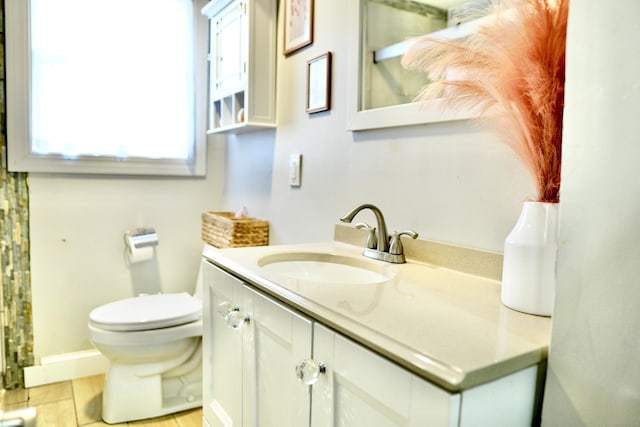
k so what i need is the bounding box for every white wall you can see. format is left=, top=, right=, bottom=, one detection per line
left=542, top=1, right=640, bottom=424
left=29, top=0, right=536, bottom=361
left=226, top=0, right=535, bottom=250
left=29, top=141, right=225, bottom=361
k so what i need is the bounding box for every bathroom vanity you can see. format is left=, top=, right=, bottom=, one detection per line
left=201, top=234, right=551, bottom=426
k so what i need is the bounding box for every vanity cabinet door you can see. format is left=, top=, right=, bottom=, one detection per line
left=211, top=0, right=244, bottom=94
left=203, top=261, right=313, bottom=427
left=242, top=285, right=313, bottom=427
left=203, top=262, right=245, bottom=427
left=311, top=324, right=460, bottom=427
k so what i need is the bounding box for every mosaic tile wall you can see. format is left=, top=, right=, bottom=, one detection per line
left=0, top=0, right=35, bottom=390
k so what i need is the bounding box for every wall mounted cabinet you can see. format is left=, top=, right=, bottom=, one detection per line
left=201, top=0, right=276, bottom=134
left=202, top=260, right=542, bottom=427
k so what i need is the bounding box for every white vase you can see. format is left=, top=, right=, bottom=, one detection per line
left=501, top=201, right=559, bottom=316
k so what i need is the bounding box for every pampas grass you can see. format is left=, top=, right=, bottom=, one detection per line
left=402, top=0, right=569, bottom=203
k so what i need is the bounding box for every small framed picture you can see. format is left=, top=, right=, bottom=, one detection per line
left=283, top=0, right=314, bottom=55
left=306, top=52, right=332, bottom=114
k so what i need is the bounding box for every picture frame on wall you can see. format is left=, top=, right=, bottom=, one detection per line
left=283, top=0, right=314, bottom=55
left=306, top=52, right=332, bottom=114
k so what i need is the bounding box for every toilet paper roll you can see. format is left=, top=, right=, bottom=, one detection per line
left=127, top=245, right=154, bottom=264
left=124, top=229, right=158, bottom=264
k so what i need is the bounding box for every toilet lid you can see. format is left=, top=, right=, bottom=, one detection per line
left=89, top=292, right=202, bottom=332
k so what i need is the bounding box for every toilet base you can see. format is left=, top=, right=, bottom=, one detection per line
left=101, top=345, right=202, bottom=424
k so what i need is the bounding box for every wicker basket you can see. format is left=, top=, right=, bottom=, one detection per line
left=201, top=211, right=269, bottom=248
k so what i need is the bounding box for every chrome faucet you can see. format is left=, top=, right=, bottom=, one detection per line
left=340, top=204, right=418, bottom=264
left=341, top=204, right=390, bottom=252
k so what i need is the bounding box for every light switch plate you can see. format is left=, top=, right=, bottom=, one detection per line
left=289, top=153, right=302, bottom=187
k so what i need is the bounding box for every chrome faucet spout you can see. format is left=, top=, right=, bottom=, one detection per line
left=340, top=204, right=389, bottom=253
left=340, top=204, right=419, bottom=264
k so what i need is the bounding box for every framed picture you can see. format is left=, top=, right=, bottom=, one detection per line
left=284, top=0, right=314, bottom=55
left=306, top=52, right=332, bottom=114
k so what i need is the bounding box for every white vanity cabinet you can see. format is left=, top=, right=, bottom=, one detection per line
left=311, top=323, right=461, bottom=427
left=202, top=260, right=541, bottom=427
left=202, top=262, right=312, bottom=426
left=201, top=0, right=276, bottom=134
left=312, top=323, right=540, bottom=427
left=202, top=261, right=243, bottom=426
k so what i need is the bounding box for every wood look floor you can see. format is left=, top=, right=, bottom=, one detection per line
left=0, top=374, right=202, bottom=427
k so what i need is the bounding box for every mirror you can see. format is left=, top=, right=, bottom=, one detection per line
left=346, top=0, right=490, bottom=131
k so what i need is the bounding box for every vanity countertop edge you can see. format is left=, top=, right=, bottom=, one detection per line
left=201, top=239, right=551, bottom=393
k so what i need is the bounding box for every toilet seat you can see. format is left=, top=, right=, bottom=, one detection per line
left=89, top=292, right=202, bottom=332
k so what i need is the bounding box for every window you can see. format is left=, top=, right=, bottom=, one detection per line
left=5, top=0, right=208, bottom=176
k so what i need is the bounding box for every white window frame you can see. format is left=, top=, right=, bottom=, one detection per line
left=5, top=0, right=209, bottom=176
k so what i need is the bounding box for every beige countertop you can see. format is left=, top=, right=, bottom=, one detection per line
left=202, top=240, right=551, bottom=393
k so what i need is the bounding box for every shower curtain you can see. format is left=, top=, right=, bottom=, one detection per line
left=0, top=0, right=35, bottom=389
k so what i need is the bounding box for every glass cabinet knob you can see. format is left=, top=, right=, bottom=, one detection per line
left=217, top=301, right=249, bottom=329
left=225, top=310, right=250, bottom=330
left=295, top=359, right=326, bottom=385
left=217, top=301, right=234, bottom=318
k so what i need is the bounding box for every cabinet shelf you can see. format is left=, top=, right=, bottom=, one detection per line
left=372, top=15, right=489, bottom=63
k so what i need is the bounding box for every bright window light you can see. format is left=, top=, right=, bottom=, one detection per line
left=6, top=0, right=208, bottom=175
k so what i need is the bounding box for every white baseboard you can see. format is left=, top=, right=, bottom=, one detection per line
left=24, top=349, right=109, bottom=388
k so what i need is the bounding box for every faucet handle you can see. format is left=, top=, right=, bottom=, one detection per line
left=389, top=230, right=419, bottom=255
left=355, top=223, right=378, bottom=249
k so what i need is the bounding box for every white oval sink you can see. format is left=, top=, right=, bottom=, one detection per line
left=258, top=252, right=390, bottom=285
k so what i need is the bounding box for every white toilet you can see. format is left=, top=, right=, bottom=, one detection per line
left=88, top=270, right=203, bottom=424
